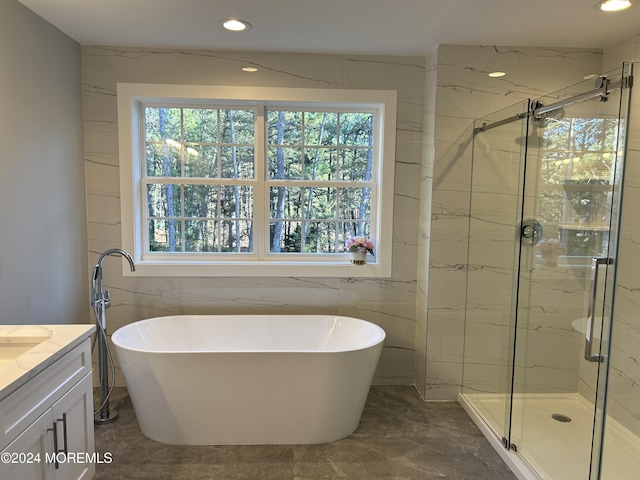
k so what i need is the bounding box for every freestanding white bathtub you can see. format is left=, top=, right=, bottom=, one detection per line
left=111, top=315, right=385, bottom=445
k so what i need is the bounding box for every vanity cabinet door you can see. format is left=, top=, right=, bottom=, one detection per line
left=52, top=374, right=95, bottom=480
left=0, top=409, right=54, bottom=480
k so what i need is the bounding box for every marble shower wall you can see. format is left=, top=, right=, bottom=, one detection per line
left=419, top=45, right=604, bottom=400
left=81, top=47, right=424, bottom=386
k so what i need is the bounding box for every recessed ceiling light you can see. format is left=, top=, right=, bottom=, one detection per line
left=220, top=19, right=252, bottom=31
left=597, top=0, right=632, bottom=11
left=488, top=71, right=506, bottom=78
left=242, top=66, right=258, bottom=72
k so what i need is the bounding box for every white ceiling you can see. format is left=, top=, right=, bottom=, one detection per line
left=16, top=0, right=640, bottom=56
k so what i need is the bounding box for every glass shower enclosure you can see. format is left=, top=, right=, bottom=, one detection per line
left=460, top=63, right=639, bottom=479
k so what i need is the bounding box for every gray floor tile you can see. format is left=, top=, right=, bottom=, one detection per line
left=93, top=385, right=516, bottom=480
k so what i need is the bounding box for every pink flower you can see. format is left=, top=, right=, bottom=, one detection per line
left=345, top=236, right=375, bottom=255
left=537, top=238, right=564, bottom=255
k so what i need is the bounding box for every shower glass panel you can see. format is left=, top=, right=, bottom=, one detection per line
left=511, top=67, right=627, bottom=480
left=462, top=100, right=530, bottom=445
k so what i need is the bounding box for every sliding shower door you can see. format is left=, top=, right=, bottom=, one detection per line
left=510, top=65, right=630, bottom=479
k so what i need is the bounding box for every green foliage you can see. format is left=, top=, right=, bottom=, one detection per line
left=144, top=106, right=375, bottom=254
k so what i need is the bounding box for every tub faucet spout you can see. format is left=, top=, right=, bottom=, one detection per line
left=91, top=248, right=135, bottom=309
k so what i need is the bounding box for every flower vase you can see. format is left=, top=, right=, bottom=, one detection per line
left=350, top=247, right=367, bottom=265
left=542, top=252, right=558, bottom=266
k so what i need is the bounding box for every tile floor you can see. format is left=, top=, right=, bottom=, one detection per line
left=93, top=385, right=517, bottom=480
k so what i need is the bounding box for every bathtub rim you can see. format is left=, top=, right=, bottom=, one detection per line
left=111, top=314, right=386, bottom=355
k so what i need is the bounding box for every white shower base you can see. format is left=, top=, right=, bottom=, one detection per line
left=460, top=393, right=640, bottom=480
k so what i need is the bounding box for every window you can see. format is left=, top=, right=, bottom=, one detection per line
left=117, top=84, right=396, bottom=277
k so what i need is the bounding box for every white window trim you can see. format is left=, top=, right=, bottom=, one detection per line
left=117, top=83, right=396, bottom=277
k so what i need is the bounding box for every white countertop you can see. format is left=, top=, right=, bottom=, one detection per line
left=0, top=324, right=95, bottom=402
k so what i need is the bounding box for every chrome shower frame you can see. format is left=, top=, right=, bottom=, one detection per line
left=473, top=75, right=632, bottom=135
left=91, top=248, right=135, bottom=425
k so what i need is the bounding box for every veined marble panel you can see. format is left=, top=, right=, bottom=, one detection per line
left=345, top=56, right=425, bottom=131
left=174, top=50, right=345, bottom=88
left=391, top=223, right=419, bottom=283
left=424, top=308, right=466, bottom=399
left=342, top=302, right=416, bottom=385
left=176, top=276, right=340, bottom=311
left=414, top=304, right=427, bottom=397
left=338, top=277, right=416, bottom=304
left=82, top=46, right=176, bottom=85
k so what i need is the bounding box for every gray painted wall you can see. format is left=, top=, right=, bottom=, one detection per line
left=0, top=0, right=88, bottom=325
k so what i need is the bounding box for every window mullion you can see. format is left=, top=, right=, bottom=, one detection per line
left=180, top=108, right=186, bottom=252
left=254, top=105, right=267, bottom=259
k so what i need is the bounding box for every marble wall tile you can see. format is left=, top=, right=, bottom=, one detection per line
left=414, top=304, right=428, bottom=397
left=337, top=277, right=416, bottom=304
left=344, top=56, right=425, bottom=129
left=82, top=46, right=176, bottom=85
left=174, top=50, right=346, bottom=88
left=339, top=301, right=416, bottom=384
left=177, top=277, right=341, bottom=312
left=461, top=312, right=513, bottom=395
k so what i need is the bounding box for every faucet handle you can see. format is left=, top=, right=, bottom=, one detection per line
left=104, top=289, right=111, bottom=308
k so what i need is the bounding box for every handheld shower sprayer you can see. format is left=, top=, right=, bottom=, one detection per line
left=92, top=248, right=135, bottom=425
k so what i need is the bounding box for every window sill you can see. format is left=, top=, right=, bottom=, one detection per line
left=123, top=258, right=390, bottom=278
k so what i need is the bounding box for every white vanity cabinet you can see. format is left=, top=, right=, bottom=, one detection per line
left=0, top=335, right=95, bottom=480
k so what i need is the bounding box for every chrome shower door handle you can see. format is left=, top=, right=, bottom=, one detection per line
left=585, top=257, right=614, bottom=362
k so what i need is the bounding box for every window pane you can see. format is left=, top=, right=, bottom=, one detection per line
left=184, top=145, right=217, bottom=178
left=268, top=147, right=303, bottom=179
left=147, top=184, right=181, bottom=218
left=185, top=220, right=216, bottom=252
left=304, top=148, right=337, bottom=181
left=304, top=112, right=337, bottom=146
left=144, top=107, right=181, bottom=141
left=220, top=146, right=254, bottom=179
left=340, top=148, right=372, bottom=181
left=184, top=185, right=217, bottom=218
left=148, top=219, right=182, bottom=252
left=339, top=112, right=373, bottom=146
left=183, top=108, right=218, bottom=143
left=220, top=220, right=253, bottom=252
left=270, top=220, right=302, bottom=252
left=338, top=187, right=371, bottom=219
left=306, top=187, right=337, bottom=219
left=220, top=186, right=253, bottom=219
left=270, top=187, right=303, bottom=219
left=302, top=221, right=336, bottom=253
left=220, top=109, right=255, bottom=144
left=146, top=142, right=181, bottom=177
left=267, top=110, right=302, bottom=145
